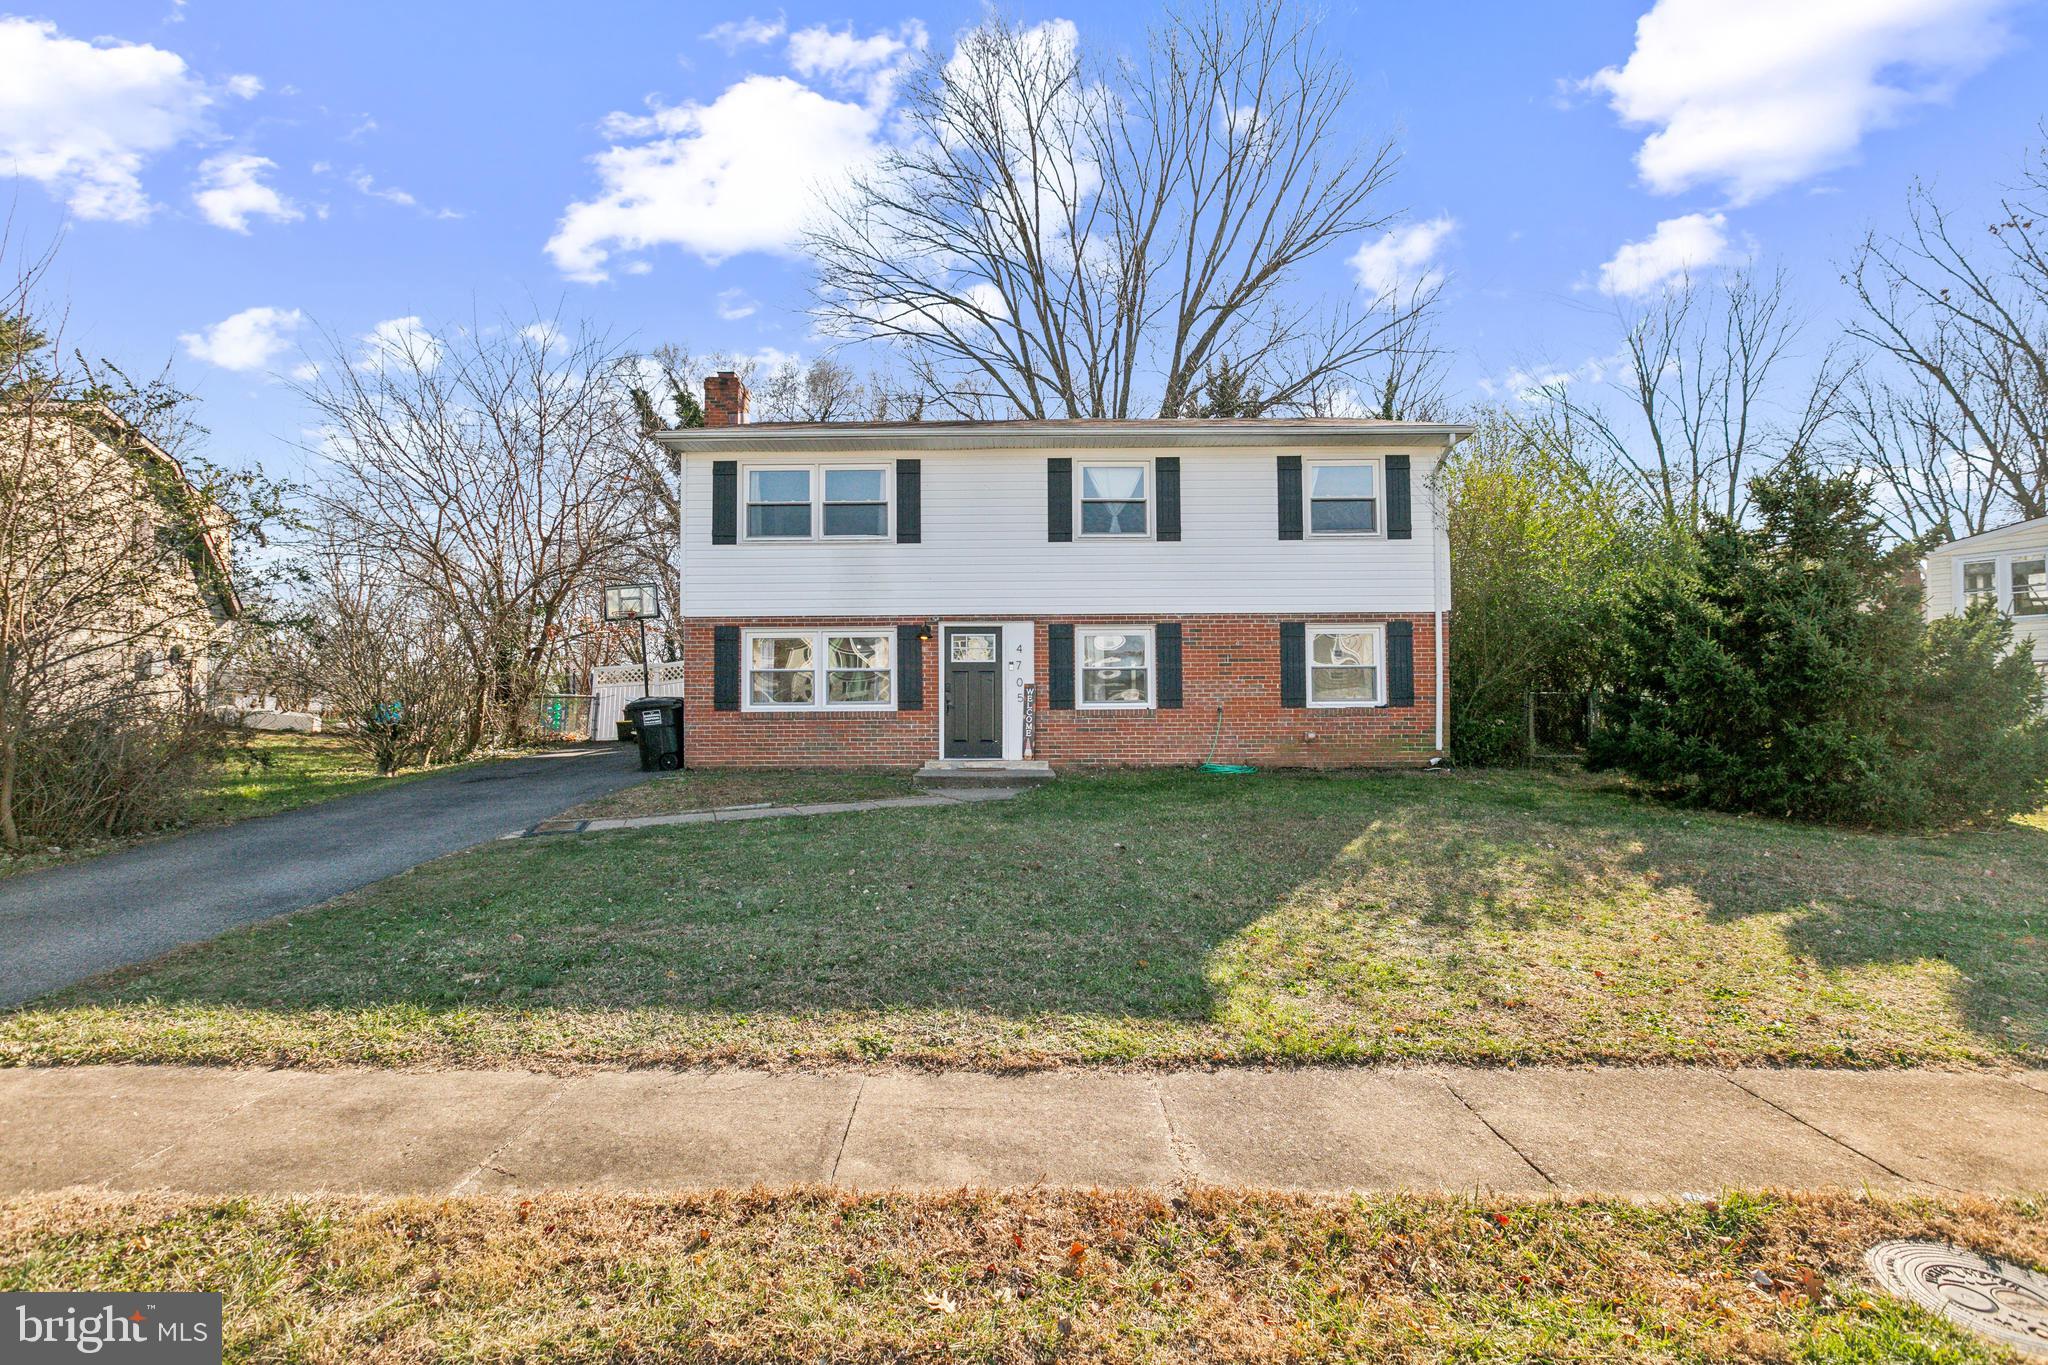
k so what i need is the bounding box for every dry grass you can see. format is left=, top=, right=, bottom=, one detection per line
left=563, top=768, right=918, bottom=820
left=5, top=770, right=2043, bottom=1069
left=2, top=1188, right=2041, bottom=1362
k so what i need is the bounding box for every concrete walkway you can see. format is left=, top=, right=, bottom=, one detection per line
left=0, top=747, right=650, bottom=1007
left=2, top=1065, right=2043, bottom=1198
left=521, top=784, right=1022, bottom=837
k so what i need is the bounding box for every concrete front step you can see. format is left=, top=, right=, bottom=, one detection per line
left=914, top=760, right=1056, bottom=790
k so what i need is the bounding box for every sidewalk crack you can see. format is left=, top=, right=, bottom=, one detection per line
left=1717, top=1071, right=1920, bottom=1187
left=829, top=1075, right=868, bottom=1185
left=448, top=1078, right=572, bottom=1196
left=1435, top=1072, right=1555, bottom=1189
left=1151, top=1076, right=1196, bottom=1195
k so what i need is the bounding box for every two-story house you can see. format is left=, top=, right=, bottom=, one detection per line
left=1922, top=514, right=2048, bottom=686
left=658, top=372, right=1469, bottom=771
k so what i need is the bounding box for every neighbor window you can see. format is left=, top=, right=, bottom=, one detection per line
left=744, top=630, right=893, bottom=709
left=1078, top=627, right=1153, bottom=707
left=2014, top=558, right=2048, bottom=616
left=746, top=469, right=812, bottom=539
left=744, top=465, right=890, bottom=540
left=1308, top=625, right=1386, bottom=707
left=1962, top=560, right=1998, bottom=610
left=1079, top=463, right=1148, bottom=536
left=1307, top=460, right=1378, bottom=535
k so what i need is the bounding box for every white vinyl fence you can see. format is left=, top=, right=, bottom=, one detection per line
left=592, top=660, right=686, bottom=737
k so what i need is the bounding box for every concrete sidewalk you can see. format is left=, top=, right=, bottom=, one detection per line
left=2, top=1065, right=2043, bottom=1198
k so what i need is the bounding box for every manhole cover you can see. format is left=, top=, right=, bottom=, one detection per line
left=1866, top=1240, right=2048, bottom=1358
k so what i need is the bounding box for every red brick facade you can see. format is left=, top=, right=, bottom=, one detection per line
left=680, top=613, right=1443, bottom=769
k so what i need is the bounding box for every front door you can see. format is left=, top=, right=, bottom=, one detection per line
left=943, top=627, right=1003, bottom=758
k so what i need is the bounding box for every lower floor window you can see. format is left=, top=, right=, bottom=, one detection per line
left=746, top=630, right=893, bottom=709
left=1308, top=625, right=1385, bottom=706
left=1079, top=627, right=1152, bottom=707
left=2015, top=558, right=2048, bottom=616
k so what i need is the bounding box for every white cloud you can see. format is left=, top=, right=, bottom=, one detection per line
left=788, top=20, right=927, bottom=102
left=225, top=73, right=263, bottom=99
left=179, top=305, right=303, bottom=372
left=1349, top=216, right=1456, bottom=303
left=362, top=315, right=442, bottom=371
left=705, top=15, right=787, bottom=50
left=1596, top=212, right=1733, bottom=296
left=548, top=73, right=889, bottom=279
left=343, top=168, right=463, bottom=220
left=0, top=17, right=212, bottom=221
left=1584, top=0, right=2016, bottom=204
left=192, top=153, right=301, bottom=232
left=716, top=288, right=758, bottom=321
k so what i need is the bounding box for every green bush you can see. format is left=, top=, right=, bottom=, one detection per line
left=1590, top=458, right=2048, bottom=827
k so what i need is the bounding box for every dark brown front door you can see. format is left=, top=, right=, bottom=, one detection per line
left=943, top=627, right=1002, bottom=758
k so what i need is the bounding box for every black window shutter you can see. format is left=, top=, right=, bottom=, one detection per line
left=1048, top=623, right=1075, bottom=708
left=1047, top=458, right=1073, bottom=542
left=1387, top=619, right=1415, bottom=706
left=1277, top=455, right=1303, bottom=540
left=897, top=624, right=924, bottom=709
left=895, top=460, right=921, bottom=544
left=1156, top=622, right=1183, bottom=708
left=1386, top=454, right=1412, bottom=540
left=1279, top=621, right=1307, bottom=707
left=713, top=625, right=741, bottom=710
left=1156, top=457, right=1181, bottom=541
left=711, top=460, right=738, bottom=545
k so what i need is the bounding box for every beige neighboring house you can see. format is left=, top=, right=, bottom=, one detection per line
left=6, top=400, right=242, bottom=709
left=1922, top=514, right=2048, bottom=684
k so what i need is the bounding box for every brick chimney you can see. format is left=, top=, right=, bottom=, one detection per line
left=704, top=371, right=749, bottom=427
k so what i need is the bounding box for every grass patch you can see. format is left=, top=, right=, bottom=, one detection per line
left=5, top=770, right=2044, bottom=1068
left=565, top=767, right=918, bottom=820
left=2, top=1189, right=2041, bottom=1362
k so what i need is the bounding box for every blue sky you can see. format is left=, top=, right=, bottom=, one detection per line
left=5, top=0, right=2043, bottom=479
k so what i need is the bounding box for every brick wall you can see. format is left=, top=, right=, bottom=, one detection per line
left=680, top=613, right=1443, bottom=769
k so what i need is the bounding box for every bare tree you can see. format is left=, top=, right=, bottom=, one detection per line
left=0, top=232, right=239, bottom=847
left=1545, top=267, right=1847, bottom=529
left=1838, top=364, right=2008, bottom=541
left=804, top=0, right=1435, bottom=418
left=1847, top=140, right=2048, bottom=529
left=301, top=315, right=646, bottom=751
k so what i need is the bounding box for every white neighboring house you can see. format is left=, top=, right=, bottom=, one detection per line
left=1922, top=514, right=2048, bottom=679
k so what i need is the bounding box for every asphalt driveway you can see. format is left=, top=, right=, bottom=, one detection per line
left=0, top=746, right=649, bottom=1007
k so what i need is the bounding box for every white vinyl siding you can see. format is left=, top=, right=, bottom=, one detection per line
left=1922, top=517, right=2048, bottom=696
left=682, top=445, right=1447, bottom=616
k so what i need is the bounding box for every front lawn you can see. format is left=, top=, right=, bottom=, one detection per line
left=4, top=770, right=2043, bottom=1068
left=2, top=1189, right=2041, bottom=1362
left=563, top=767, right=918, bottom=820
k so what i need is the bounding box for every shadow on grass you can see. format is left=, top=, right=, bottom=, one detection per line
left=28, top=767, right=2048, bottom=1063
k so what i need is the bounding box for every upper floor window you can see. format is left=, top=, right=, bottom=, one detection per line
left=744, top=465, right=890, bottom=541
left=1963, top=560, right=1997, bottom=610
left=1079, top=463, right=1148, bottom=536
left=1308, top=624, right=1386, bottom=706
left=1078, top=627, right=1153, bottom=707
left=1307, top=460, right=1379, bottom=535
left=2015, top=558, right=2048, bottom=616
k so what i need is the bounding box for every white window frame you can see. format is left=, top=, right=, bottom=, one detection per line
left=1956, top=549, right=2048, bottom=617
left=740, top=463, right=893, bottom=543
left=1306, top=622, right=1388, bottom=708
left=1960, top=558, right=1999, bottom=611
left=1074, top=459, right=1154, bottom=541
left=1303, top=457, right=1384, bottom=539
left=1075, top=624, right=1156, bottom=710
left=2011, top=554, right=2048, bottom=618
left=740, top=628, right=897, bottom=712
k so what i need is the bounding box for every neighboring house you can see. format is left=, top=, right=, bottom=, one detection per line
left=658, top=372, right=1470, bottom=770
left=1922, top=514, right=2048, bottom=678
left=3, top=400, right=240, bottom=707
